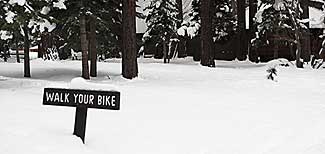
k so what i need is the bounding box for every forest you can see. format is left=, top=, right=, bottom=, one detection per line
left=0, top=0, right=324, bottom=80
left=2, top=1, right=325, bottom=154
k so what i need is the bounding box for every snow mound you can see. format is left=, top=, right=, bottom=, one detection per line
left=69, top=77, right=118, bottom=91
left=266, top=58, right=295, bottom=68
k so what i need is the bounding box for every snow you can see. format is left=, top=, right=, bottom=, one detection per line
left=8, top=0, right=26, bottom=6
left=1, top=58, right=325, bottom=154
left=177, top=26, right=187, bottom=36
left=28, top=19, right=56, bottom=33
left=309, top=7, right=325, bottom=28
left=53, top=0, right=67, bottom=10
left=255, top=4, right=273, bottom=23
left=70, top=77, right=117, bottom=91
left=0, top=30, right=13, bottom=40
left=41, top=6, right=51, bottom=15
left=5, top=11, right=16, bottom=24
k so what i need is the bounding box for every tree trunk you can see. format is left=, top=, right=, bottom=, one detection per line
left=163, top=41, right=167, bottom=63
left=16, top=39, right=20, bottom=63
left=248, top=0, right=258, bottom=62
left=22, top=24, right=30, bottom=77
left=274, top=29, right=279, bottom=59
left=80, top=14, right=90, bottom=79
left=232, top=0, right=237, bottom=17
left=293, top=1, right=303, bottom=68
left=176, top=0, right=186, bottom=58
left=89, top=15, right=97, bottom=77
left=176, top=0, right=183, bottom=28
left=200, top=0, right=215, bottom=67
left=237, top=0, right=247, bottom=60
left=300, top=0, right=310, bottom=62
left=122, top=0, right=138, bottom=79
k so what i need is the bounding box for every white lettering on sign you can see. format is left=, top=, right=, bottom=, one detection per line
left=73, top=94, right=96, bottom=105
left=111, top=95, right=116, bottom=107
left=89, top=95, right=94, bottom=105
left=74, top=94, right=78, bottom=103
left=98, top=95, right=102, bottom=105
left=46, top=92, right=54, bottom=102
left=54, top=93, right=60, bottom=102
left=46, top=92, right=70, bottom=103
left=65, top=93, right=69, bottom=102
left=97, top=95, right=116, bottom=106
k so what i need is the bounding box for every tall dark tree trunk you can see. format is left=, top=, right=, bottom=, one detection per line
left=292, top=1, right=303, bottom=68
left=274, top=28, right=279, bottom=59
left=200, top=0, right=215, bottom=67
left=163, top=41, right=168, bottom=63
left=15, top=38, right=20, bottom=63
left=232, top=0, right=237, bottom=17
left=176, top=0, right=183, bottom=28
left=122, top=0, right=138, bottom=79
left=176, top=0, right=186, bottom=58
left=22, top=24, right=30, bottom=77
left=237, top=0, right=247, bottom=60
left=248, top=0, right=258, bottom=62
left=89, top=15, right=97, bottom=77
left=300, top=0, right=310, bottom=62
left=80, top=14, right=90, bottom=79
left=38, top=43, right=43, bottom=58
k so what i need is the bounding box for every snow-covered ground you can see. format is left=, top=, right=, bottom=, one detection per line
left=1, top=58, right=325, bottom=154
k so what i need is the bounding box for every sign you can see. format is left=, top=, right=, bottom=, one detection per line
left=43, top=88, right=120, bottom=143
left=43, top=88, right=120, bottom=110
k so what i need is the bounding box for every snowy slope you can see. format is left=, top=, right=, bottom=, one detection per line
left=1, top=58, right=325, bottom=154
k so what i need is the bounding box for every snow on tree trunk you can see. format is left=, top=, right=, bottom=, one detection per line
left=122, top=0, right=138, bottom=79
left=80, top=14, right=90, bottom=79
left=200, top=0, right=215, bottom=67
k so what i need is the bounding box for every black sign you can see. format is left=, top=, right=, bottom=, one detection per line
left=43, top=88, right=120, bottom=110
left=43, top=88, right=120, bottom=144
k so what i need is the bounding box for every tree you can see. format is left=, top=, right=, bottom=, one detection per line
left=249, top=0, right=258, bottom=62
left=122, top=0, right=138, bottom=79
left=253, top=0, right=307, bottom=67
left=89, top=15, right=97, bottom=77
left=79, top=6, right=90, bottom=79
left=186, top=0, right=236, bottom=62
left=176, top=0, right=186, bottom=58
left=200, top=0, right=215, bottom=67
left=143, top=0, right=179, bottom=63
left=237, top=0, right=247, bottom=60
left=1, top=0, right=59, bottom=77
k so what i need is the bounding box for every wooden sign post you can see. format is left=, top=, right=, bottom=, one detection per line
left=43, top=88, right=120, bottom=143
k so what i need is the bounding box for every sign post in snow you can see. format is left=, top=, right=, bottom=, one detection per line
left=43, top=88, right=120, bottom=143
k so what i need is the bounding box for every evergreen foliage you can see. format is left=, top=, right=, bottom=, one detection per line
left=143, top=0, right=179, bottom=46
left=188, top=0, right=237, bottom=42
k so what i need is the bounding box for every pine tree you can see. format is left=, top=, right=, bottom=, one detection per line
left=0, top=0, right=59, bottom=77
left=212, top=0, right=237, bottom=43
left=49, top=0, right=123, bottom=78
left=122, top=0, right=138, bottom=79
left=237, top=0, right=246, bottom=60
left=188, top=0, right=236, bottom=42
left=143, top=0, right=179, bottom=63
left=187, top=0, right=236, bottom=64
left=253, top=0, right=307, bottom=67
left=176, top=0, right=186, bottom=58
left=200, top=0, right=215, bottom=67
